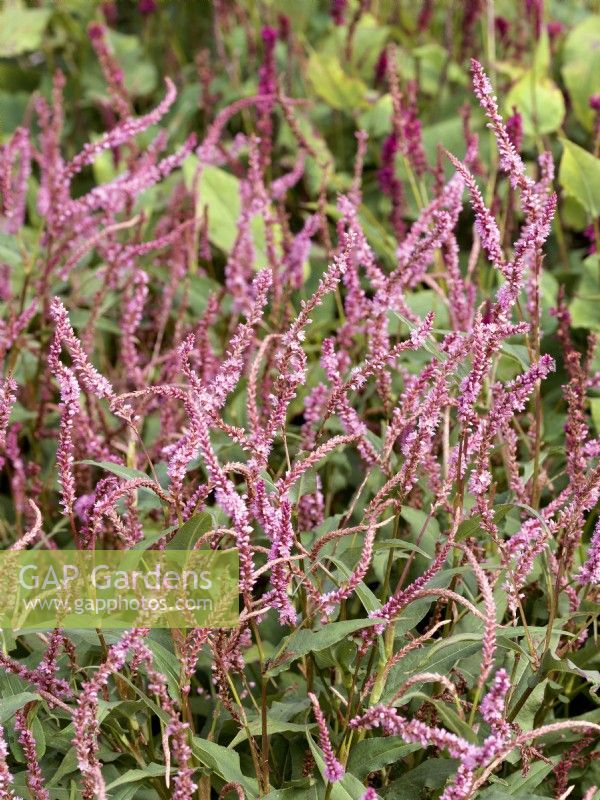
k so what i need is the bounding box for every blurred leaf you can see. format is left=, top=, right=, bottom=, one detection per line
left=403, top=290, right=451, bottom=330
left=400, top=507, right=440, bottom=571
left=131, top=524, right=178, bottom=551
left=591, top=398, right=600, bottom=435
left=569, top=255, right=600, bottom=330
left=264, top=785, right=318, bottom=800
left=559, top=138, right=600, bottom=218
left=106, top=31, right=158, bottom=97
left=501, top=343, right=530, bottom=370
left=0, top=7, right=51, bottom=57
left=422, top=117, right=468, bottom=171
left=0, top=91, right=29, bottom=137
left=533, top=29, right=551, bottom=75
left=413, top=44, right=448, bottom=95
left=358, top=93, right=393, bottom=136
left=505, top=72, right=565, bottom=136
left=562, top=15, right=600, bottom=131
left=307, top=52, right=369, bottom=112
left=349, top=15, right=389, bottom=76
left=267, top=0, right=317, bottom=31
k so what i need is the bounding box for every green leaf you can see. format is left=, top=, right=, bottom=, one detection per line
left=505, top=71, right=565, bottom=136
left=347, top=737, right=418, bottom=781
left=131, top=524, right=178, bottom=551
left=430, top=700, right=478, bottom=743
left=501, top=344, right=530, bottom=370
left=78, top=460, right=150, bottom=482
left=266, top=619, right=384, bottom=677
left=479, top=790, right=550, bottom=800
left=0, top=692, right=39, bottom=724
left=501, top=755, right=558, bottom=794
left=166, top=512, right=212, bottom=550
left=183, top=162, right=276, bottom=266
left=228, top=718, right=315, bottom=748
left=145, top=638, right=182, bottom=702
left=0, top=7, right=51, bottom=57
left=396, top=634, right=481, bottom=695
left=569, top=255, right=600, bottom=330
left=400, top=507, right=440, bottom=560
left=457, top=505, right=513, bottom=541
left=382, top=759, right=459, bottom=799
left=346, top=14, right=389, bottom=76
left=116, top=675, right=172, bottom=726
left=533, top=29, right=551, bottom=76
left=358, top=93, right=393, bottom=137
left=562, top=16, right=600, bottom=131
left=264, top=784, right=318, bottom=800
left=105, top=764, right=166, bottom=790
left=591, top=398, right=600, bottom=436
left=47, top=747, right=78, bottom=787
left=514, top=678, right=548, bottom=730
left=269, top=0, right=317, bottom=31
left=106, top=31, right=158, bottom=97
left=0, top=90, right=29, bottom=136
left=559, top=139, right=600, bottom=218
left=0, top=233, right=22, bottom=269
left=193, top=164, right=241, bottom=254
left=191, top=737, right=259, bottom=799
left=324, top=554, right=382, bottom=614
left=306, top=52, right=369, bottom=111
left=413, top=44, right=462, bottom=95
left=307, top=733, right=380, bottom=799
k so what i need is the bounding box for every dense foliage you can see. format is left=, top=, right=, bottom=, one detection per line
left=2, top=1, right=600, bottom=798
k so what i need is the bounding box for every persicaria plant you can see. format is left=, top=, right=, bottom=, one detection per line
left=1, top=3, right=600, bottom=799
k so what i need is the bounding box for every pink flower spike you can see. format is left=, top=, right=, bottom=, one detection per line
left=480, top=668, right=511, bottom=733
left=0, top=376, right=17, bottom=455
left=49, top=297, right=114, bottom=400
left=15, top=709, right=49, bottom=800
left=54, top=365, right=80, bottom=517
left=309, top=692, right=345, bottom=782
left=66, top=77, right=177, bottom=177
